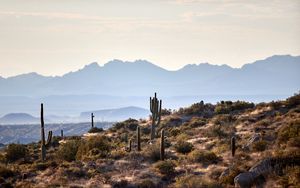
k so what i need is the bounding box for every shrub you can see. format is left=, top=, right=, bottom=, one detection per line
left=155, top=160, right=176, bottom=175
left=287, top=137, right=300, bottom=148
left=174, top=141, right=193, bottom=154
left=187, top=117, right=207, bottom=128
left=143, top=144, right=161, bottom=162
left=110, top=150, right=127, bottom=160
left=137, top=179, right=156, bottom=188
left=5, top=144, right=27, bottom=162
left=278, top=120, right=300, bottom=143
left=215, top=101, right=254, bottom=114
left=205, top=125, right=228, bottom=138
left=76, top=136, right=111, bottom=159
left=188, top=150, right=219, bottom=165
left=175, top=175, right=221, bottom=188
left=64, top=167, right=86, bottom=178
left=57, top=140, right=81, bottom=162
left=88, top=127, right=104, bottom=133
left=0, top=165, right=14, bottom=178
left=252, top=140, right=268, bottom=152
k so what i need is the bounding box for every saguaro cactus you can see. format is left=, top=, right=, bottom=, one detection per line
left=40, top=103, right=53, bottom=161
left=231, top=136, right=236, bottom=157
left=91, top=113, right=95, bottom=128
left=128, top=139, right=132, bottom=152
left=160, top=129, right=165, bottom=160
left=61, top=129, right=64, bottom=138
left=137, top=126, right=141, bottom=151
left=41, top=103, right=46, bottom=161
left=150, top=92, right=162, bottom=140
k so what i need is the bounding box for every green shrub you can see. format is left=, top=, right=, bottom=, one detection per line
left=0, top=165, right=14, bottom=178
left=174, top=141, right=193, bottom=154
left=155, top=160, right=176, bottom=175
left=278, top=120, right=300, bottom=143
left=5, top=144, right=27, bottom=162
left=143, top=144, right=161, bottom=162
left=215, top=101, right=254, bottom=114
left=57, top=140, right=81, bottom=162
left=76, top=136, right=111, bottom=159
left=253, top=140, right=268, bottom=152
left=188, top=150, right=219, bottom=165
left=88, top=127, right=104, bottom=133
left=205, top=125, right=228, bottom=138
left=137, top=179, right=156, bottom=188
left=175, top=175, right=221, bottom=188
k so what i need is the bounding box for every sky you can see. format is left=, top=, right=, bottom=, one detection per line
left=0, top=0, right=299, bottom=77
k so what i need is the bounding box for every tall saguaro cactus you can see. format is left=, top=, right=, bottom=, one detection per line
left=137, top=126, right=141, bottom=151
left=41, top=103, right=46, bottom=161
left=160, top=129, right=165, bottom=160
left=91, top=113, right=95, bottom=128
left=231, top=136, right=236, bottom=157
left=150, top=92, right=162, bottom=140
left=40, top=103, right=53, bottom=161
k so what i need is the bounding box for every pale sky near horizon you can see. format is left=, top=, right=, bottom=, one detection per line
left=0, top=0, right=299, bottom=77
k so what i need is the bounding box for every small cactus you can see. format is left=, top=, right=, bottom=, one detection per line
left=231, top=136, right=236, bottom=157
left=137, top=126, right=141, bottom=151
left=160, top=129, right=165, bottom=160
left=91, top=113, right=95, bottom=128
left=150, top=92, right=162, bottom=140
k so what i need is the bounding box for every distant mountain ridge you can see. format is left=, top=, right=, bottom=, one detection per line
left=0, top=55, right=299, bottom=96
left=0, top=113, right=39, bottom=124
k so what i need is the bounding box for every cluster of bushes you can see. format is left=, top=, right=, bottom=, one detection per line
left=277, top=120, right=300, bottom=145
left=215, top=100, right=254, bottom=114
left=154, top=160, right=176, bottom=176
left=57, top=136, right=112, bottom=161
left=88, top=127, right=104, bottom=133
left=110, top=118, right=139, bottom=132
left=5, top=144, right=28, bottom=162
left=175, top=175, right=221, bottom=188
left=188, top=150, right=219, bottom=165
left=174, top=140, right=193, bottom=154
left=177, top=101, right=214, bottom=117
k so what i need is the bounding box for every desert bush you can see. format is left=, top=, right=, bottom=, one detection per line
left=188, top=150, right=219, bottom=165
left=187, top=117, right=207, bottom=128
left=143, top=144, right=161, bottom=162
left=205, top=125, right=228, bottom=138
left=110, top=118, right=139, bottom=132
left=175, top=175, right=221, bottom=188
left=215, top=101, right=254, bottom=114
left=88, top=127, right=104, bottom=133
left=137, top=179, right=156, bottom=188
left=110, top=150, right=127, bottom=160
left=0, top=165, right=14, bottom=178
left=287, top=137, right=300, bottom=148
left=278, top=120, right=300, bottom=144
left=155, top=160, right=176, bottom=175
left=174, top=140, right=193, bottom=154
left=5, top=143, right=27, bottom=162
left=252, top=140, right=268, bottom=152
left=170, top=128, right=181, bottom=137
left=286, top=93, right=300, bottom=108
left=76, top=136, right=111, bottom=159
left=57, top=140, right=81, bottom=162
left=64, top=167, right=86, bottom=178
left=177, top=101, right=214, bottom=117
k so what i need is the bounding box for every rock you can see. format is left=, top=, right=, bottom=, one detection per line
left=234, top=172, right=255, bottom=188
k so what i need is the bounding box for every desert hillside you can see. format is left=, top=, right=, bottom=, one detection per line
left=0, top=93, right=299, bottom=188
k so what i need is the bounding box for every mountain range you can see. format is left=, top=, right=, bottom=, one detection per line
left=1, top=55, right=299, bottom=97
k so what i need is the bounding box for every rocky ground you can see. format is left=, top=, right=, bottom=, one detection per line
left=0, top=93, right=299, bottom=188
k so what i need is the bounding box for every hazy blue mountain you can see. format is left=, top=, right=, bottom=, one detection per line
left=0, top=113, right=39, bottom=124
left=80, top=106, right=149, bottom=122
left=0, top=55, right=299, bottom=96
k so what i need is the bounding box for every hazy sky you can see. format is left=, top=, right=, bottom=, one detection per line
left=0, top=0, right=299, bottom=77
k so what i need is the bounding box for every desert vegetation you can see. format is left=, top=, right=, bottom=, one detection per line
left=0, top=93, right=299, bottom=187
